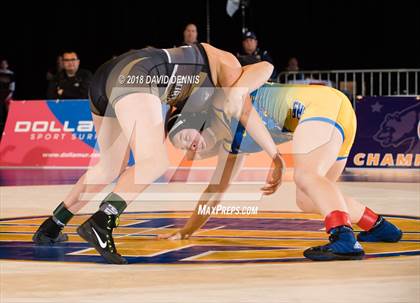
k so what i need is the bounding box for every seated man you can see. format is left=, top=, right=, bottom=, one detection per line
left=46, top=51, right=92, bottom=99
left=236, top=31, right=276, bottom=80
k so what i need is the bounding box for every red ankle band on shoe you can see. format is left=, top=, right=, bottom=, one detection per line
left=357, top=207, right=379, bottom=231
left=325, top=210, right=352, bottom=233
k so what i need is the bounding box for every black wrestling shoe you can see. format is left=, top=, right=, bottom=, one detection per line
left=304, top=226, right=365, bottom=261
left=33, top=217, right=68, bottom=244
left=77, top=212, right=127, bottom=264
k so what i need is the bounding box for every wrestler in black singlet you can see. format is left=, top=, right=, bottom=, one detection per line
left=89, top=43, right=215, bottom=117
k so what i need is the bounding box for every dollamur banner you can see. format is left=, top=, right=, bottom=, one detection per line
left=0, top=100, right=99, bottom=167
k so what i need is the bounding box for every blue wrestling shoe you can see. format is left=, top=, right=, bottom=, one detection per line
left=304, top=226, right=365, bottom=261
left=357, top=216, right=403, bottom=243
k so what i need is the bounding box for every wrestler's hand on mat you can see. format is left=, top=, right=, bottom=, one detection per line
left=261, top=153, right=285, bottom=195
left=157, top=230, right=191, bottom=240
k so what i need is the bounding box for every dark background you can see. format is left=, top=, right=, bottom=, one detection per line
left=2, top=0, right=419, bottom=99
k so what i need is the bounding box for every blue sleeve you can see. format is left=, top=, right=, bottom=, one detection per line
left=229, top=121, right=246, bottom=154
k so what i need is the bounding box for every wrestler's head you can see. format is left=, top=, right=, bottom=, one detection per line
left=166, top=108, right=211, bottom=152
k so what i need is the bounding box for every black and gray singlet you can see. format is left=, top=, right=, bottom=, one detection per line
left=89, top=43, right=215, bottom=117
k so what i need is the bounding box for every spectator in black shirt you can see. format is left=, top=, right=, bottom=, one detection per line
left=284, top=57, right=305, bottom=81
left=236, top=31, right=276, bottom=80
left=0, top=59, right=15, bottom=101
left=0, top=58, right=15, bottom=140
left=286, top=57, right=300, bottom=72
left=47, top=51, right=92, bottom=99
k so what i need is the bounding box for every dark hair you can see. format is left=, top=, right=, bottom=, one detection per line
left=165, top=107, right=210, bottom=141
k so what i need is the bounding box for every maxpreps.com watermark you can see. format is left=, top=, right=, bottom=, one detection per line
left=198, top=204, right=259, bottom=215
